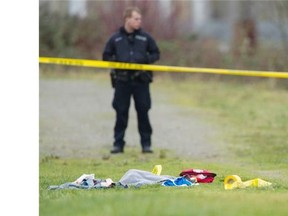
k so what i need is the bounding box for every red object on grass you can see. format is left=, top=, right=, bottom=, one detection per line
left=179, top=169, right=217, bottom=183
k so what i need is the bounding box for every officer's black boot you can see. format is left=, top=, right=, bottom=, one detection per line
left=110, top=146, right=124, bottom=154
left=142, top=146, right=153, bottom=153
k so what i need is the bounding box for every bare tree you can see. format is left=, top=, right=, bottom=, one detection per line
left=231, top=0, right=257, bottom=56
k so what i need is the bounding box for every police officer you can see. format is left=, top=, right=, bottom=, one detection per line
left=102, top=7, right=160, bottom=154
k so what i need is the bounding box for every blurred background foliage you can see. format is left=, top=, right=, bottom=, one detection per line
left=39, top=0, right=288, bottom=87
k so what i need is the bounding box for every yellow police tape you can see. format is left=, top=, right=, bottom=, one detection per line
left=151, top=165, right=162, bottom=176
left=39, top=57, right=288, bottom=79
left=224, top=175, right=272, bottom=190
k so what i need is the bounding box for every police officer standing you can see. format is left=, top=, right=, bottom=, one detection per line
left=102, top=7, right=160, bottom=154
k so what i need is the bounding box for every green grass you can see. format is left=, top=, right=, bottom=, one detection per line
left=40, top=71, right=288, bottom=216
left=156, top=77, right=288, bottom=167
left=40, top=154, right=287, bottom=216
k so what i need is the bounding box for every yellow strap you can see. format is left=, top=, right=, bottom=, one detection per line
left=39, top=57, right=288, bottom=79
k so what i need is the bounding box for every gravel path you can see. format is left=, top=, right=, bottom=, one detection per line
left=40, top=77, right=227, bottom=160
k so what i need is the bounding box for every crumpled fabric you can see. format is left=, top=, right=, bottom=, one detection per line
left=48, top=169, right=204, bottom=190
left=162, top=176, right=199, bottom=187
left=118, top=169, right=176, bottom=188
left=179, top=169, right=217, bottom=183
left=48, top=174, right=117, bottom=190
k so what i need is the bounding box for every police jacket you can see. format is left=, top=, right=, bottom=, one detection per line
left=102, top=27, right=160, bottom=65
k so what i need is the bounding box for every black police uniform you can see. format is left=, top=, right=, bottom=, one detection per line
left=102, top=26, right=160, bottom=153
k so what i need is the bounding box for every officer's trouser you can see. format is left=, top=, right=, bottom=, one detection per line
left=112, top=80, right=152, bottom=149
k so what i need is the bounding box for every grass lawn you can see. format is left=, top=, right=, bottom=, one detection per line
left=40, top=155, right=288, bottom=216
left=40, top=72, right=288, bottom=216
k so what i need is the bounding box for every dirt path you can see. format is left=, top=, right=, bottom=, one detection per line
left=40, top=77, right=227, bottom=160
